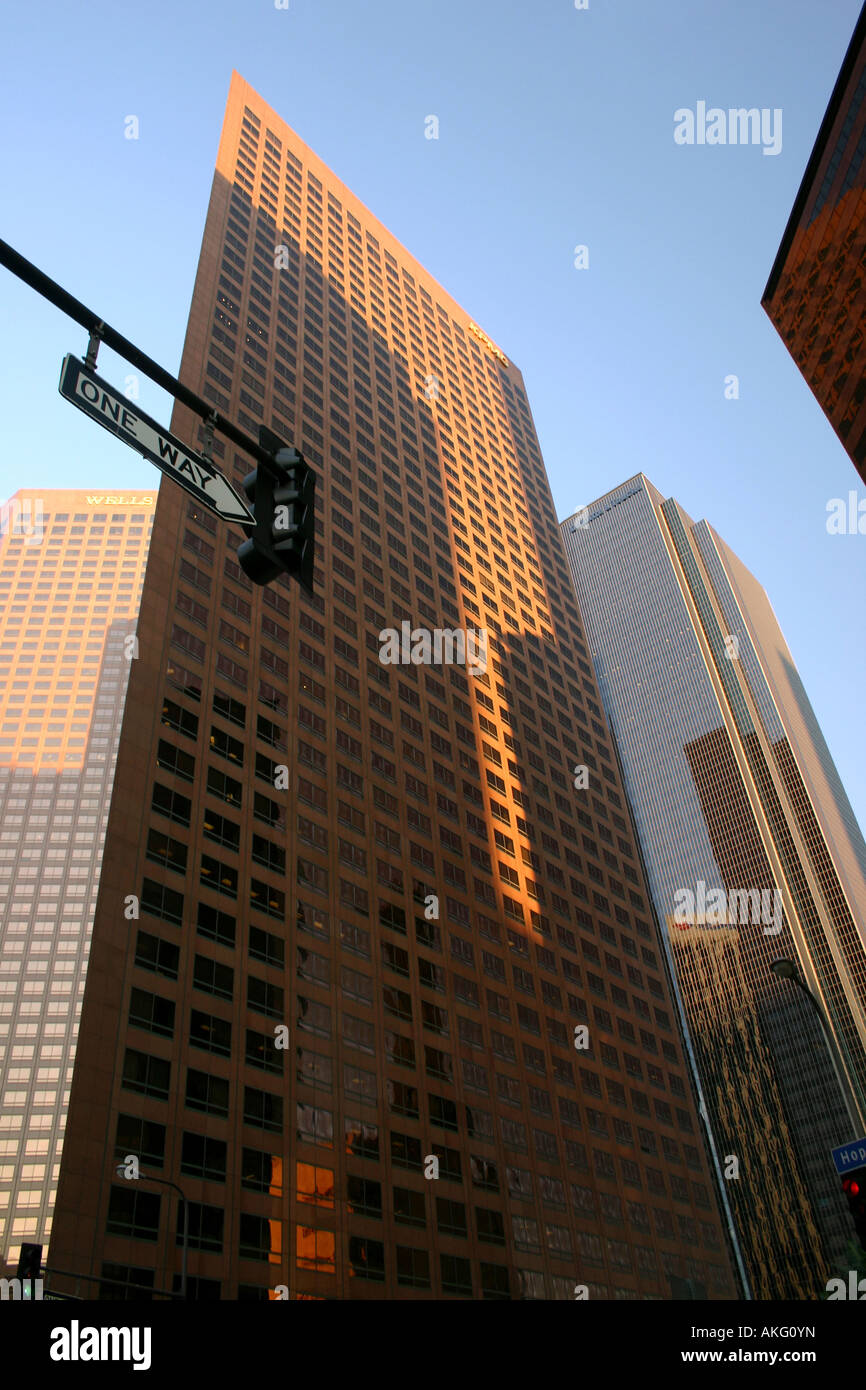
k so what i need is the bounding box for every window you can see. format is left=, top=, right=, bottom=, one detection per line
left=189, top=1008, right=231, bottom=1057
left=210, top=725, right=244, bottom=765
left=296, top=1102, right=334, bottom=1148
left=129, top=987, right=174, bottom=1039
left=134, top=931, right=179, bottom=980
left=122, top=1049, right=170, bottom=1101
left=295, top=1161, right=334, bottom=1207
left=347, top=1236, right=385, bottom=1282
left=207, top=766, right=242, bottom=808
left=197, top=902, right=236, bottom=948
left=200, top=854, right=238, bottom=898
left=297, top=996, right=331, bottom=1039
left=440, top=1253, right=472, bottom=1296
left=151, top=783, right=192, bottom=827
left=248, top=975, right=284, bottom=1019
left=114, top=1114, right=165, bottom=1169
left=345, top=1117, right=380, bottom=1160
left=347, top=1175, right=382, bottom=1218
left=193, top=954, right=234, bottom=1001
left=393, top=1187, right=426, bottom=1228
left=161, top=697, right=198, bottom=740
left=476, top=1207, right=506, bottom=1245
left=388, top=1079, right=419, bottom=1118
left=246, top=1028, right=283, bottom=1075
left=383, top=986, right=412, bottom=1021
left=480, top=1262, right=510, bottom=1300
left=296, top=1226, right=336, bottom=1273
left=106, top=1186, right=160, bottom=1242
left=390, top=1130, right=422, bottom=1171
left=244, top=1086, right=283, bottom=1133
left=181, top=1132, right=227, bottom=1182
left=140, top=879, right=185, bottom=928
left=240, top=1148, right=283, bottom=1195
left=396, top=1245, right=430, bottom=1288
left=239, top=1212, right=280, bottom=1262
left=186, top=1068, right=229, bottom=1117
left=249, top=925, right=284, bottom=968
left=146, top=828, right=188, bottom=875
left=181, top=1202, right=224, bottom=1253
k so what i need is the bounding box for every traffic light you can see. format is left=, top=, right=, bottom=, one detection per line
left=237, top=426, right=316, bottom=592
left=16, top=1242, right=42, bottom=1282
left=841, top=1165, right=866, bottom=1251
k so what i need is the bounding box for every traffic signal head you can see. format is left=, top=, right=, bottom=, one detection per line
left=237, top=427, right=316, bottom=591
left=16, top=1242, right=42, bottom=1281
left=842, top=1165, right=866, bottom=1252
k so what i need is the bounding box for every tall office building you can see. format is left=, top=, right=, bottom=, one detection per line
left=46, top=75, right=737, bottom=1302
left=562, top=475, right=866, bottom=1299
left=763, top=2, right=866, bottom=483
left=0, top=488, right=154, bottom=1274
left=46, top=75, right=738, bottom=1303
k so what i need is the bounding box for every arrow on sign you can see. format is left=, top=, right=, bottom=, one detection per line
left=58, top=354, right=255, bottom=525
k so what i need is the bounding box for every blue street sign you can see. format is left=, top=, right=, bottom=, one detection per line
left=830, top=1138, right=866, bottom=1175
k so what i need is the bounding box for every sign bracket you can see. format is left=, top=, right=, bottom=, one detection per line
left=84, top=321, right=105, bottom=370
left=201, top=411, right=218, bottom=464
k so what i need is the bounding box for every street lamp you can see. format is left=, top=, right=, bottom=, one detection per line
left=770, top=957, right=864, bottom=1134
left=116, top=1165, right=189, bottom=1300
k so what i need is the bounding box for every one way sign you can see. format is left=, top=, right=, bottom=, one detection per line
left=59, top=354, right=255, bottom=525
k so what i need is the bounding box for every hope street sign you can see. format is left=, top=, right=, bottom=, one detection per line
left=59, top=354, right=255, bottom=525
left=830, top=1138, right=866, bottom=1176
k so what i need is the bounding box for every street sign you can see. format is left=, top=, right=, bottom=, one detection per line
left=58, top=354, right=254, bottom=526
left=831, top=1138, right=866, bottom=1176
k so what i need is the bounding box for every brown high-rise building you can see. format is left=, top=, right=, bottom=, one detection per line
left=0, top=488, right=154, bottom=1274
left=762, top=2, right=866, bottom=482
left=47, top=74, right=736, bottom=1301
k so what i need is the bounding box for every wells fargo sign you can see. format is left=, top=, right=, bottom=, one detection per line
left=467, top=322, right=508, bottom=366
left=85, top=495, right=155, bottom=505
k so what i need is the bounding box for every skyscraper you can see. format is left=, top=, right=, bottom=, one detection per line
left=762, top=2, right=866, bottom=483
left=47, top=75, right=735, bottom=1301
left=0, top=488, right=154, bottom=1274
left=562, top=475, right=866, bottom=1299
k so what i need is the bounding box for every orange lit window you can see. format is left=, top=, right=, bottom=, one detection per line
left=296, top=1161, right=335, bottom=1208
left=296, top=1225, right=336, bottom=1272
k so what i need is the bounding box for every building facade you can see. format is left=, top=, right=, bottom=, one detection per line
left=0, top=488, right=154, bottom=1273
left=46, top=75, right=737, bottom=1301
left=763, top=2, right=866, bottom=483
left=561, top=476, right=866, bottom=1299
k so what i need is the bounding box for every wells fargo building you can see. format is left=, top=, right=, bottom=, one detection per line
left=0, top=489, right=153, bottom=1274
left=49, top=74, right=736, bottom=1300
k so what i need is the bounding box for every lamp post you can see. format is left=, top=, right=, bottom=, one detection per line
left=770, top=958, right=864, bottom=1135
left=116, top=1165, right=189, bottom=1299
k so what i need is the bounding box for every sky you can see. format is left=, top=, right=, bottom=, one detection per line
left=0, top=0, right=864, bottom=830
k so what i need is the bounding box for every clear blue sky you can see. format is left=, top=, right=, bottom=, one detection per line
left=1, top=0, right=864, bottom=832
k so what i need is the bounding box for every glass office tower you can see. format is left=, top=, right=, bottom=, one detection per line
left=46, top=77, right=736, bottom=1301
left=562, top=475, right=866, bottom=1299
